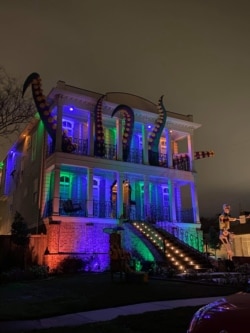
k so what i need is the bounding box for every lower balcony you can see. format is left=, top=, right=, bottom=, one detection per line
left=43, top=199, right=192, bottom=223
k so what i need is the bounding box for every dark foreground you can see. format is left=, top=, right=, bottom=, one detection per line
left=0, top=271, right=244, bottom=333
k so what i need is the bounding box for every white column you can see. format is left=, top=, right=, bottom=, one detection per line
left=55, top=95, right=63, bottom=152
left=142, top=124, right=149, bottom=165
left=187, top=133, right=194, bottom=171
left=168, top=179, right=177, bottom=222
left=175, top=184, right=182, bottom=221
left=116, top=172, right=124, bottom=218
left=52, top=165, right=60, bottom=215
left=143, top=175, right=150, bottom=219
left=116, top=118, right=123, bottom=161
left=87, top=168, right=94, bottom=217
left=191, top=181, right=200, bottom=223
left=88, top=113, right=94, bottom=156
left=166, top=129, right=173, bottom=168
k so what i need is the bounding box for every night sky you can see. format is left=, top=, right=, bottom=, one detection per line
left=1, top=0, right=250, bottom=217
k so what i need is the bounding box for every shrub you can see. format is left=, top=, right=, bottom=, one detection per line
left=0, top=265, right=49, bottom=283
left=58, top=256, right=85, bottom=274
left=28, top=265, right=49, bottom=279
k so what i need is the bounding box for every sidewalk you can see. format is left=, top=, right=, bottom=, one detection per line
left=1, top=296, right=222, bottom=332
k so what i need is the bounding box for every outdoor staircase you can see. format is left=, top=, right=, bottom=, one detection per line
left=131, top=222, right=213, bottom=273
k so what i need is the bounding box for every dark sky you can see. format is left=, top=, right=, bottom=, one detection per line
left=1, top=0, right=250, bottom=217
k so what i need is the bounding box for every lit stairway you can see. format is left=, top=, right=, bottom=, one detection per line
left=131, top=222, right=213, bottom=273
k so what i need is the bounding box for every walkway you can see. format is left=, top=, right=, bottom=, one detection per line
left=1, top=296, right=222, bottom=332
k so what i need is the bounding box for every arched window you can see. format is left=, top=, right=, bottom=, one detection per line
left=93, top=178, right=99, bottom=201
left=62, top=120, right=73, bottom=138
left=60, top=175, right=70, bottom=199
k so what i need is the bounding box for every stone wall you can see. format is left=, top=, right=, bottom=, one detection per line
left=44, top=221, right=112, bottom=272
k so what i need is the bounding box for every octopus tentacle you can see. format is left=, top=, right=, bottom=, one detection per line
left=94, top=95, right=106, bottom=157
left=148, top=95, right=167, bottom=166
left=22, top=73, right=56, bottom=140
left=111, top=104, right=134, bottom=162
left=173, top=151, right=214, bottom=169
left=194, top=151, right=215, bottom=159
left=22, top=72, right=76, bottom=153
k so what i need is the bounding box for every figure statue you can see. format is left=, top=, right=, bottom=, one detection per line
left=219, top=204, right=236, bottom=261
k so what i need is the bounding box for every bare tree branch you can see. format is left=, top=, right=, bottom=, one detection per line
left=0, top=66, right=36, bottom=137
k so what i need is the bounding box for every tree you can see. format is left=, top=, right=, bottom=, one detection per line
left=11, top=211, right=29, bottom=246
left=207, top=226, right=221, bottom=257
left=200, top=215, right=221, bottom=257
left=0, top=66, right=35, bottom=137
left=11, top=211, right=30, bottom=269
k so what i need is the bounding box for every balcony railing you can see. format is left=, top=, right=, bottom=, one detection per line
left=44, top=199, right=173, bottom=222
left=93, top=200, right=114, bottom=218
left=103, top=144, right=116, bottom=160
left=173, top=154, right=190, bottom=171
left=143, top=204, right=171, bottom=223
left=45, top=138, right=190, bottom=171
left=157, top=221, right=204, bottom=252
left=72, top=138, right=88, bottom=155
left=176, top=209, right=194, bottom=223
left=126, top=148, right=143, bottom=164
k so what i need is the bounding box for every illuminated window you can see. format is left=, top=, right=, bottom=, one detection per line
left=93, top=178, right=100, bottom=216
left=162, top=186, right=169, bottom=206
left=60, top=175, right=70, bottom=199
left=93, top=178, right=99, bottom=200
left=160, top=138, right=167, bottom=154
left=62, top=120, right=73, bottom=138
left=132, top=134, right=143, bottom=150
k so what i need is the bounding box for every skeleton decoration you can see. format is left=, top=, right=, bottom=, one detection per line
left=22, top=73, right=76, bottom=153
left=94, top=95, right=106, bottom=157
left=148, top=95, right=167, bottom=166
left=111, top=104, right=134, bottom=162
left=219, top=204, right=236, bottom=261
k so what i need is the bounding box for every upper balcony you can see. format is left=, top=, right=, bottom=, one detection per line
left=46, top=138, right=191, bottom=172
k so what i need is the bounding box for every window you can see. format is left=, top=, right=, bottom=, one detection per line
left=160, top=138, right=167, bottom=155
left=60, top=175, right=70, bottom=199
left=162, top=186, right=169, bottom=205
left=62, top=120, right=73, bottom=138
left=93, top=178, right=100, bottom=201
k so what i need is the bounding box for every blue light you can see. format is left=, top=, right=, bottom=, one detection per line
left=69, top=107, right=74, bottom=111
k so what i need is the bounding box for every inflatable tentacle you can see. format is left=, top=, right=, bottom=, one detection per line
left=94, top=95, right=106, bottom=157
left=22, top=73, right=56, bottom=140
left=173, top=151, right=214, bottom=169
left=194, top=151, right=215, bottom=159
left=111, top=104, right=134, bottom=162
left=22, top=73, right=76, bottom=153
left=148, top=95, right=167, bottom=166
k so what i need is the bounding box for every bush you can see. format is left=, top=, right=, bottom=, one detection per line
left=0, top=265, right=49, bottom=283
left=28, top=265, right=49, bottom=279
left=58, top=256, right=85, bottom=274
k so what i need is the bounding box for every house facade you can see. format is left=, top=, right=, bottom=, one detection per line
left=0, top=75, right=205, bottom=271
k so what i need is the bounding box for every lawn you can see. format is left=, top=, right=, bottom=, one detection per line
left=0, top=271, right=244, bottom=332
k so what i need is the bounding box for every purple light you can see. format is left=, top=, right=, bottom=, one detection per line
left=69, top=107, right=74, bottom=112
left=147, top=125, right=152, bottom=129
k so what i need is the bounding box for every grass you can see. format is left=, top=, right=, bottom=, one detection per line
left=0, top=271, right=244, bottom=332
